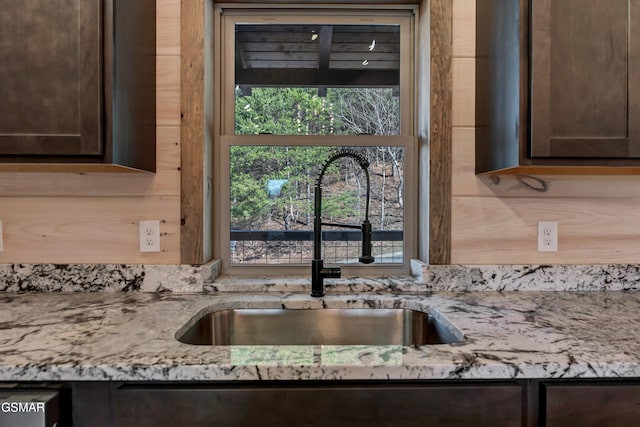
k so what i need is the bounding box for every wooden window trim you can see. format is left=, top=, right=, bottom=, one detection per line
left=180, top=0, right=451, bottom=265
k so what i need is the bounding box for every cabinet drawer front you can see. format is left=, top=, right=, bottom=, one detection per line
left=113, top=383, right=523, bottom=427
left=544, top=383, right=640, bottom=427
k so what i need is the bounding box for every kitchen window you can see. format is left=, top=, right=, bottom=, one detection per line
left=214, top=6, right=418, bottom=275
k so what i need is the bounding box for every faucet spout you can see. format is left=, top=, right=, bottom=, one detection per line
left=311, top=149, right=374, bottom=297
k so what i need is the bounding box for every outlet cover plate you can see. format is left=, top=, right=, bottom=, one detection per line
left=139, top=220, right=160, bottom=253
left=537, top=221, right=558, bottom=252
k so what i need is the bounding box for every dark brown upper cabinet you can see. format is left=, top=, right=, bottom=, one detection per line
left=0, top=0, right=156, bottom=172
left=476, top=0, right=640, bottom=174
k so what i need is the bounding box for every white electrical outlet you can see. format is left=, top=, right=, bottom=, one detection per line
left=0, top=220, right=3, bottom=252
left=537, top=221, right=558, bottom=252
left=139, top=220, right=160, bottom=253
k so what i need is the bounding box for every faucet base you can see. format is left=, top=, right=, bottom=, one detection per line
left=311, top=259, right=341, bottom=297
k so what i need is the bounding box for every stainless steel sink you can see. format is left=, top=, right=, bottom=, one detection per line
left=177, top=308, right=464, bottom=346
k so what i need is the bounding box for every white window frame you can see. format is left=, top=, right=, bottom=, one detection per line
left=213, top=4, right=419, bottom=276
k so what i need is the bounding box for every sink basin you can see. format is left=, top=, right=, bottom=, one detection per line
left=177, top=308, right=464, bottom=346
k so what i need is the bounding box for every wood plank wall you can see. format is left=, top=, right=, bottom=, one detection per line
left=0, top=0, right=182, bottom=264
left=451, top=0, right=640, bottom=264
left=2, top=0, right=638, bottom=266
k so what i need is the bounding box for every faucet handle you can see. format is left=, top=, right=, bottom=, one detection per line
left=324, top=267, right=342, bottom=278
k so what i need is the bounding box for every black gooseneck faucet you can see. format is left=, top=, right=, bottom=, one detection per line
left=311, top=150, right=374, bottom=297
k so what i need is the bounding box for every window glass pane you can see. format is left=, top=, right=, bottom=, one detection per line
left=234, top=24, right=400, bottom=135
left=229, top=146, right=404, bottom=264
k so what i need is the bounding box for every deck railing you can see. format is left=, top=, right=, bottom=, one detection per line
left=230, top=230, right=403, bottom=264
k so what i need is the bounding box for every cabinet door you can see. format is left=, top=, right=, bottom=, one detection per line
left=530, top=0, right=640, bottom=159
left=0, top=0, right=102, bottom=156
left=543, top=383, right=640, bottom=427
left=112, top=383, right=523, bottom=427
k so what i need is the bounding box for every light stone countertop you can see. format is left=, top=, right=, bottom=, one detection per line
left=0, top=290, right=639, bottom=381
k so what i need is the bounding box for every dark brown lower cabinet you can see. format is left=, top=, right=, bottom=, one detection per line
left=8, top=379, right=639, bottom=427
left=111, top=382, right=523, bottom=427
left=542, top=381, right=640, bottom=427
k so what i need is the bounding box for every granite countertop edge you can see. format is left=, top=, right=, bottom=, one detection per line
left=1, top=290, right=639, bottom=382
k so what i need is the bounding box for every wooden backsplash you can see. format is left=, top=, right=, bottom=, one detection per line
left=451, top=0, right=640, bottom=264
left=0, top=0, right=181, bottom=264
left=1, top=0, right=639, bottom=265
